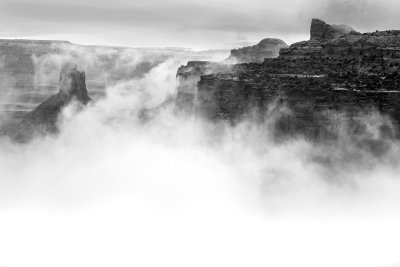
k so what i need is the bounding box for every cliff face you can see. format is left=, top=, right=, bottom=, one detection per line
left=226, top=38, right=288, bottom=63
left=310, top=18, right=356, bottom=43
left=197, top=57, right=400, bottom=140
left=175, top=61, right=232, bottom=113
left=189, top=19, right=400, bottom=141
left=0, top=62, right=90, bottom=141
left=175, top=38, right=287, bottom=113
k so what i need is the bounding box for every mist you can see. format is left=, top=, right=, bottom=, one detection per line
left=1, top=54, right=400, bottom=267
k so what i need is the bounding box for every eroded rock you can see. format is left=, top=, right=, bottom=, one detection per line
left=0, top=62, right=91, bottom=141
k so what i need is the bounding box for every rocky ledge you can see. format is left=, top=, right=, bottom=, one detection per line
left=0, top=62, right=90, bottom=141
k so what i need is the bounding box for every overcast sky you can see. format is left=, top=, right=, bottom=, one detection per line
left=0, top=0, right=399, bottom=49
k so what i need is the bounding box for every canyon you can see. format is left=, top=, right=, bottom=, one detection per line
left=2, top=18, right=400, bottom=143
left=0, top=39, right=228, bottom=121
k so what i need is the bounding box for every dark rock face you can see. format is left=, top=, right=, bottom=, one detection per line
left=197, top=57, right=400, bottom=140
left=175, top=61, right=232, bottom=113
left=183, top=19, right=400, bottom=141
left=310, top=18, right=357, bottom=43
left=175, top=38, right=287, bottom=113
left=0, top=63, right=90, bottom=141
left=226, top=38, right=288, bottom=63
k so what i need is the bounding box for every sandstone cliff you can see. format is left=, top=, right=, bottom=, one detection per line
left=0, top=62, right=90, bottom=141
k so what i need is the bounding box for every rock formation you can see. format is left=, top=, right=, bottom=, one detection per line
left=310, top=18, right=357, bottom=43
left=175, top=38, right=287, bottom=113
left=175, top=61, right=232, bottom=113
left=226, top=38, right=288, bottom=63
left=59, top=63, right=89, bottom=103
left=0, top=62, right=90, bottom=141
left=280, top=19, right=363, bottom=59
left=0, top=39, right=211, bottom=121
left=177, top=18, right=400, bottom=141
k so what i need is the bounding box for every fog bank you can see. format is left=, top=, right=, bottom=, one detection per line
left=1, top=57, right=400, bottom=267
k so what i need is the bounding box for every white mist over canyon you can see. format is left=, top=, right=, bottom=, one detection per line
left=1, top=50, right=400, bottom=267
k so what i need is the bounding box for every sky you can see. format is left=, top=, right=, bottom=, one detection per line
left=0, top=0, right=399, bottom=50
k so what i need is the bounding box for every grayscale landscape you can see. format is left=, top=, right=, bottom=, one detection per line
left=1, top=1, right=400, bottom=267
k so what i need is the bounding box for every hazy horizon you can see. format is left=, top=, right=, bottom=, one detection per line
left=1, top=0, right=400, bottom=49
